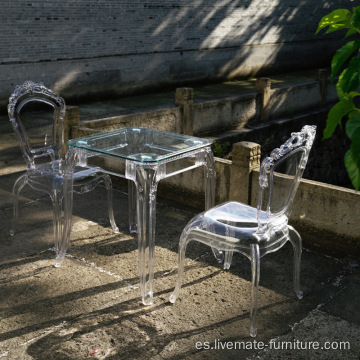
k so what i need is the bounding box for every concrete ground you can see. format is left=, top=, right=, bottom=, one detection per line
left=1, top=74, right=360, bottom=359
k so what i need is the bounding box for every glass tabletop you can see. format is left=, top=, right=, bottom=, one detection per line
left=68, top=127, right=212, bottom=162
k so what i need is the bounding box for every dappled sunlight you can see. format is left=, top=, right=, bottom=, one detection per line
left=12, top=0, right=341, bottom=96
left=199, top=0, right=288, bottom=48
left=1, top=0, right=346, bottom=102
left=145, top=0, right=333, bottom=83
left=53, top=70, right=81, bottom=93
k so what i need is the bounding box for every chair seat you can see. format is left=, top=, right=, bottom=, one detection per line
left=29, top=160, right=104, bottom=178
left=27, top=160, right=110, bottom=190
left=191, top=201, right=289, bottom=245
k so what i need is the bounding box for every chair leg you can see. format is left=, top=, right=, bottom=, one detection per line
left=102, top=174, right=119, bottom=234
left=288, top=225, right=303, bottom=299
left=169, top=231, right=191, bottom=304
left=224, top=251, right=234, bottom=270
left=10, top=174, right=27, bottom=236
left=250, top=243, right=260, bottom=337
left=211, top=247, right=224, bottom=264
left=211, top=248, right=234, bottom=269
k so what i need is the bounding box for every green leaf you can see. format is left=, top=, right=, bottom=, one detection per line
left=352, top=6, right=360, bottom=29
left=331, top=40, right=360, bottom=82
left=316, top=9, right=352, bottom=34
left=347, top=72, right=360, bottom=92
left=336, top=56, right=360, bottom=94
left=348, top=91, right=360, bottom=101
left=345, top=28, right=358, bottom=38
left=325, top=21, right=349, bottom=34
left=345, top=150, right=360, bottom=190
left=336, top=80, right=345, bottom=100
left=347, top=110, right=360, bottom=138
left=323, top=100, right=355, bottom=139
left=335, top=72, right=360, bottom=99
left=345, top=130, right=360, bottom=191
left=336, top=68, right=348, bottom=99
left=349, top=127, right=360, bottom=164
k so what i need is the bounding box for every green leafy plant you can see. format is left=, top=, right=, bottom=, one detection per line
left=212, top=141, right=231, bottom=158
left=316, top=6, right=360, bottom=190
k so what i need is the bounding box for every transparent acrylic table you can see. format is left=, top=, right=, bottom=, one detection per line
left=59, top=127, right=216, bottom=306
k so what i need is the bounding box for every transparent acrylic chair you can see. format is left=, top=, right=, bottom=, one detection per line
left=170, top=125, right=316, bottom=337
left=8, top=81, right=119, bottom=264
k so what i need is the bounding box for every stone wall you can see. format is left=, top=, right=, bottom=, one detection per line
left=0, top=0, right=350, bottom=109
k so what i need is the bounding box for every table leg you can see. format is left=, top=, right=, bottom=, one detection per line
left=128, top=180, right=137, bottom=234
left=55, top=147, right=76, bottom=267
left=135, top=166, right=159, bottom=306
left=204, top=147, right=216, bottom=210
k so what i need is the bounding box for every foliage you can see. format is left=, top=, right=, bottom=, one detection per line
left=212, top=141, right=231, bottom=158
left=316, top=6, right=360, bottom=190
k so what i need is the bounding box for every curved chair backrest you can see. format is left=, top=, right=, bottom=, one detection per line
left=8, top=81, right=66, bottom=168
left=256, top=125, right=316, bottom=234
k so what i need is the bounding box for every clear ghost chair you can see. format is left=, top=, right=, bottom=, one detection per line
left=170, top=125, right=316, bottom=337
left=8, top=81, right=119, bottom=264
